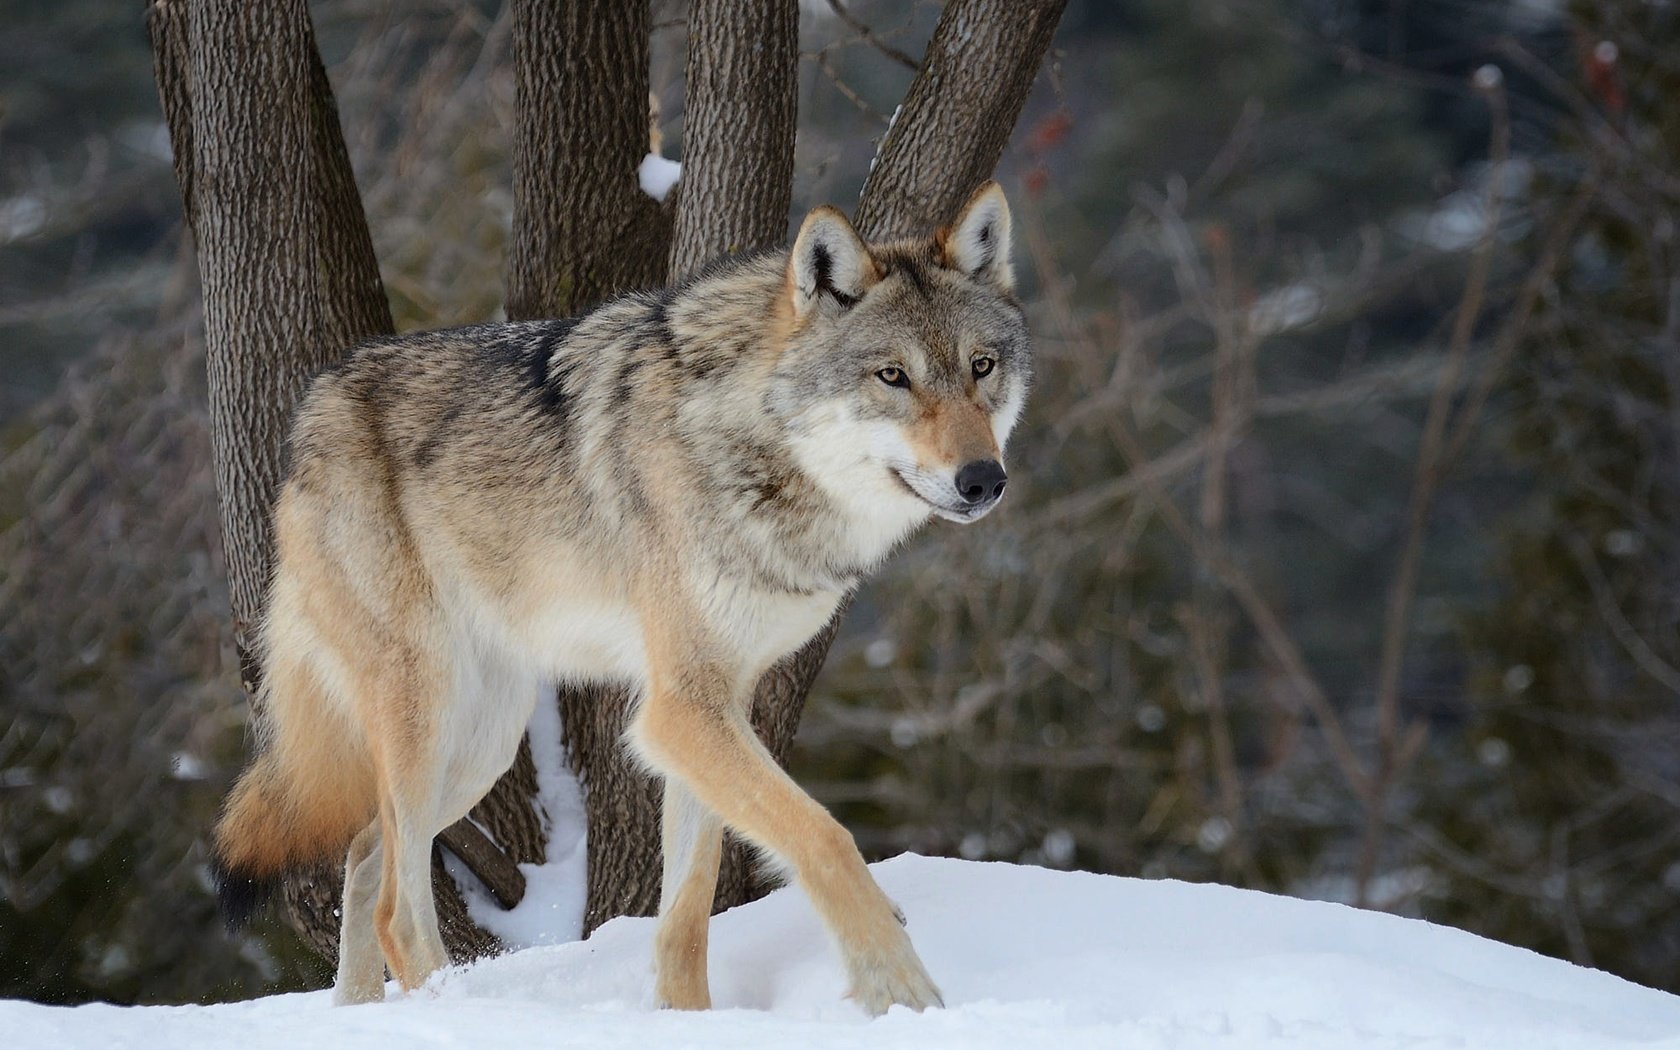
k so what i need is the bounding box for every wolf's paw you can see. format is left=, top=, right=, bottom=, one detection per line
left=846, top=947, right=944, bottom=1016
left=654, top=975, right=712, bottom=1012
left=332, top=978, right=386, bottom=1006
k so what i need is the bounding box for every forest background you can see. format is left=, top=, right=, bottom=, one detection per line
left=2, top=0, right=1677, bottom=1006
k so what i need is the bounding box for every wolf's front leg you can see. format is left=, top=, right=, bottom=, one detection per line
left=633, top=665, right=942, bottom=1016
left=654, top=779, right=724, bottom=1009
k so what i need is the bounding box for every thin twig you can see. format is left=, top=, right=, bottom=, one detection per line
left=813, top=48, right=890, bottom=121
left=1017, top=189, right=1372, bottom=800
left=825, top=0, right=921, bottom=70
left=1568, top=535, right=1680, bottom=697
left=1440, top=169, right=1603, bottom=469
left=1355, top=73, right=1510, bottom=906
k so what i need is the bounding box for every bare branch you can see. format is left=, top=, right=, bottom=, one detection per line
left=1356, top=75, right=1510, bottom=906
left=824, top=0, right=920, bottom=71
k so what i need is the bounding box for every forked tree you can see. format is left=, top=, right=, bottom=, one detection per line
left=146, top=0, right=1066, bottom=963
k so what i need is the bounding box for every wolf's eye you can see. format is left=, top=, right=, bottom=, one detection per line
left=972, top=356, right=996, bottom=379
left=876, top=366, right=910, bottom=389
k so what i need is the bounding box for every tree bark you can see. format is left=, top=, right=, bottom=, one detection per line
left=507, top=0, right=817, bottom=935
left=667, top=0, right=798, bottom=279
left=506, top=0, right=671, bottom=318
left=854, top=0, right=1068, bottom=240
left=498, top=0, right=674, bottom=937
left=653, top=0, right=807, bottom=923
left=150, top=0, right=394, bottom=695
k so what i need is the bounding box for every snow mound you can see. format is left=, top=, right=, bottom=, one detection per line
left=8, top=855, right=1679, bottom=1049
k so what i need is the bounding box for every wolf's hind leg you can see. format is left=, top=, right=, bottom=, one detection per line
left=334, top=821, right=385, bottom=1005
left=655, top=779, right=723, bottom=1010
left=357, top=648, right=452, bottom=993
left=633, top=671, right=942, bottom=1017
left=373, top=772, right=450, bottom=992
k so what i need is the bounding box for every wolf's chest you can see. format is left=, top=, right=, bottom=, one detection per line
left=687, top=572, right=846, bottom=674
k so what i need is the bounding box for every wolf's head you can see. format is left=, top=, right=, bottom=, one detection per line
left=770, top=182, right=1030, bottom=531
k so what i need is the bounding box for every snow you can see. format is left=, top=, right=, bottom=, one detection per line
left=441, top=694, right=587, bottom=947
left=638, top=153, right=681, bottom=202
left=8, top=855, right=1680, bottom=1049
left=869, top=104, right=904, bottom=174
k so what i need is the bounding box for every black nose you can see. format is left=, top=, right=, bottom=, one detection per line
left=955, top=459, right=1008, bottom=505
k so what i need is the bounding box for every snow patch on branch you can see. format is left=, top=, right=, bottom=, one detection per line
left=639, top=153, right=681, bottom=203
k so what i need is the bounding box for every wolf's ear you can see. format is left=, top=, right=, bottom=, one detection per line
left=789, top=206, right=879, bottom=319
left=938, top=181, right=1014, bottom=292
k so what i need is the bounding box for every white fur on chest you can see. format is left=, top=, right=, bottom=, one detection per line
left=691, top=570, right=846, bottom=675
left=524, top=598, right=651, bottom=686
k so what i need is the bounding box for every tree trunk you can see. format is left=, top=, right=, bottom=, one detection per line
left=498, top=0, right=675, bottom=938
left=667, top=0, right=798, bottom=279
left=505, top=0, right=671, bottom=319
left=855, top=0, right=1068, bottom=240
left=149, top=0, right=394, bottom=694
left=534, top=0, right=808, bottom=933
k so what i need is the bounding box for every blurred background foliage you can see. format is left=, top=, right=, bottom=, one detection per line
left=3, top=0, right=1677, bottom=1005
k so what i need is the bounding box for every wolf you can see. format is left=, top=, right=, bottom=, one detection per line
left=210, top=181, right=1030, bottom=1016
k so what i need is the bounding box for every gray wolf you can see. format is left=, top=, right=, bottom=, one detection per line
left=210, top=181, right=1030, bottom=1015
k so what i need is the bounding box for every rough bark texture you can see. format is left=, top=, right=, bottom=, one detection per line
left=148, top=0, right=541, bottom=967
left=506, top=0, right=671, bottom=318
left=501, top=0, right=820, bottom=936
left=153, top=0, right=393, bottom=694
left=667, top=0, right=798, bottom=279
left=854, top=0, right=1069, bottom=240
left=662, top=0, right=806, bottom=923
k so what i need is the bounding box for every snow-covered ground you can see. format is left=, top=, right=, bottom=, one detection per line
left=8, top=855, right=1679, bottom=1049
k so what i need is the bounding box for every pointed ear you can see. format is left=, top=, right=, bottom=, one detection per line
left=938, top=181, right=1014, bottom=291
left=788, top=206, right=879, bottom=319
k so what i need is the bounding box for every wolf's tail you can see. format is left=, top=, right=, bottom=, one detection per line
left=210, top=657, right=376, bottom=930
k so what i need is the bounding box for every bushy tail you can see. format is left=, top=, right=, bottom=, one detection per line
left=210, top=755, right=291, bottom=929
left=210, top=661, right=376, bottom=930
